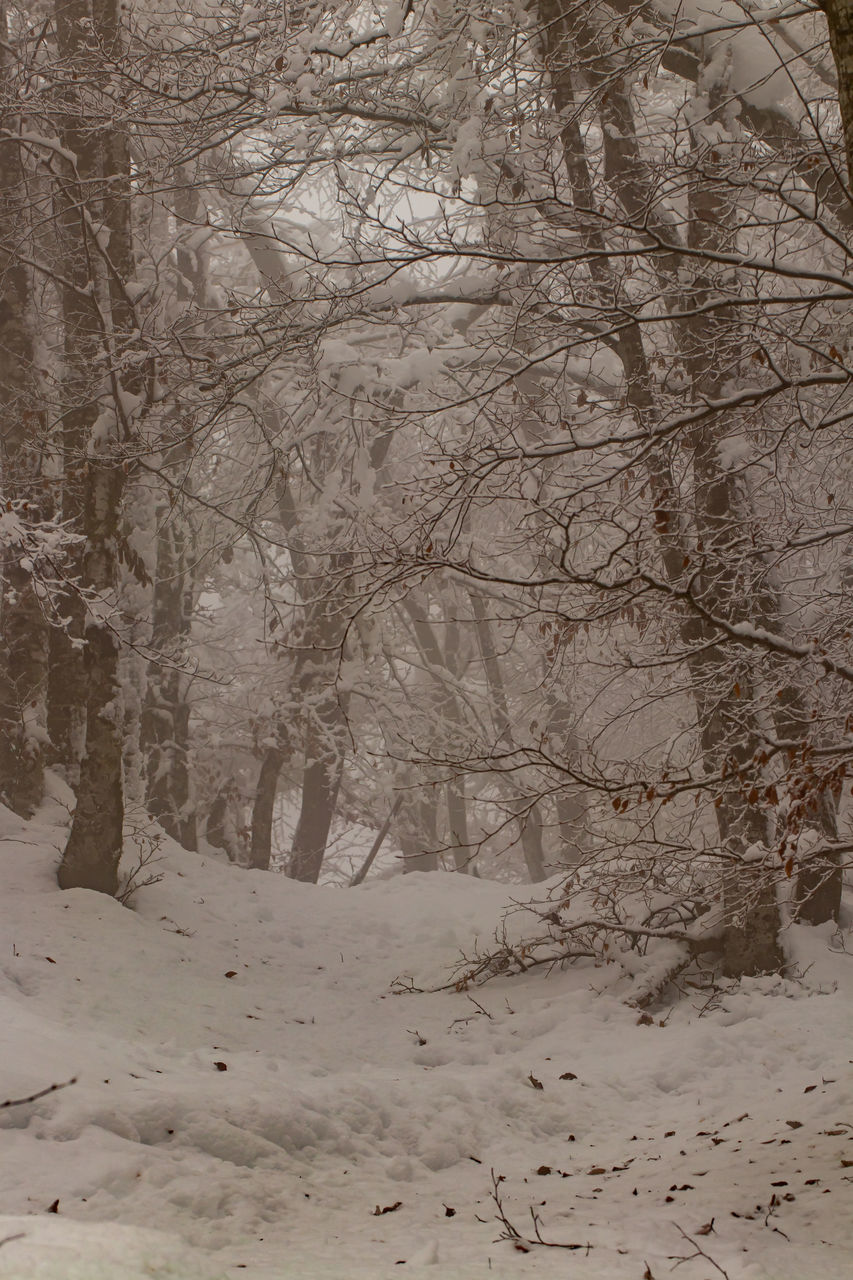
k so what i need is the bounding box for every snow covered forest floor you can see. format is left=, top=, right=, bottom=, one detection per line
left=1, top=784, right=852, bottom=1280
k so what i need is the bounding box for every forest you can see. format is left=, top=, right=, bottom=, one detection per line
left=2, top=2, right=853, bottom=1276
left=3, top=0, right=853, bottom=978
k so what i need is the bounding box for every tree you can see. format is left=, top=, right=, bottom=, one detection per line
left=0, top=3, right=49, bottom=818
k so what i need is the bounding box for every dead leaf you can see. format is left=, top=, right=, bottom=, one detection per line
left=373, top=1201, right=402, bottom=1216
left=528, top=1073, right=544, bottom=1090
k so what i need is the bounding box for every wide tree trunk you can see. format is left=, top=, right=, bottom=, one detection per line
left=820, top=0, right=853, bottom=177
left=46, top=0, right=103, bottom=781
left=58, top=466, right=127, bottom=894
left=0, top=21, right=48, bottom=817
left=249, top=745, right=285, bottom=871
left=57, top=0, right=135, bottom=893
left=289, top=654, right=349, bottom=883
left=399, top=791, right=440, bottom=872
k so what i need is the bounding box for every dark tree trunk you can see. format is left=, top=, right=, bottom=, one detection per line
left=58, top=467, right=126, bottom=893
left=820, top=0, right=853, bottom=178
left=0, top=23, right=48, bottom=817
left=289, top=692, right=347, bottom=883
left=249, top=746, right=285, bottom=870
left=47, top=0, right=104, bottom=780
left=57, top=0, right=135, bottom=894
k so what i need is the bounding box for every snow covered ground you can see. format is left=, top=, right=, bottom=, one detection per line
left=1, top=781, right=852, bottom=1279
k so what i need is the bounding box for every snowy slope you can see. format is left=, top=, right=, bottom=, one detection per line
left=1, top=783, right=852, bottom=1280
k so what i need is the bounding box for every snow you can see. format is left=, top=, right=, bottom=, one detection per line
left=654, top=0, right=808, bottom=116
left=1, top=783, right=852, bottom=1279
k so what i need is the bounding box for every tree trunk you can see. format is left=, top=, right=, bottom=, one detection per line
left=538, top=4, right=783, bottom=972
left=400, top=791, right=439, bottom=872
left=140, top=176, right=208, bottom=847
left=0, top=19, right=48, bottom=817
left=445, top=776, right=471, bottom=873
left=289, top=726, right=346, bottom=883
left=249, top=745, right=285, bottom=870
left=140, top=513, right=197, bottom=848
left=57, top=0, right=134, bottom=894
left=820, top=0, right=853, bottom=178
left=58, top=466, right=126, bottom=894
left=681, top=75, right=782, bottom=974
left=47, top=0, right=103, bottom=780
left=470, top=591, right=548, bottom=880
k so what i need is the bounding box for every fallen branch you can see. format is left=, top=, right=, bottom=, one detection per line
left=490, top=1169, right=592, bottom=1253
left=669, top=1224, right=729, bottom=1278
left=1, top=1078, right=77, bottom=1110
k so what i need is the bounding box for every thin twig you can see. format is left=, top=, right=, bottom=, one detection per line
left=669, top=1224, right=729, bottom=1278
left=490, top=1169, right=592, bottom=1252
left=1, top=1078, right=77, bottom=1110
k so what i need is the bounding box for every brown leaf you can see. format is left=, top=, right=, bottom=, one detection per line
left=213, top=1061, right=228, bottom=1072
left=528, top=1073, right=544, bottom=1090
left=373, top=1201, right=403, bottom=1216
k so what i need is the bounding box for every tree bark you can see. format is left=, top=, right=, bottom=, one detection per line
left=140, top=513, right=197, bottom=849
left=249, top=745, right=285, bottom=870
left=58, top=0, right=135, bottom=894
left=47, top=0, right=103, bottom=780
left=538, top=3, right=783, bottom=972
left=819, top=1, right=853, bottom=179
left=0, top=15, right=48, bottom=817
left=470, top=591, right=548, bottom=880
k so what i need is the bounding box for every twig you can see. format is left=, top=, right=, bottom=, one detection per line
left=490, top=1169, right=592, bottom=1252
left=451, top=994, right=495, bottom=1027
left=1, top=1078, right=77, bottom=1110
left=668, top=1224, right=729, bottom=1278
